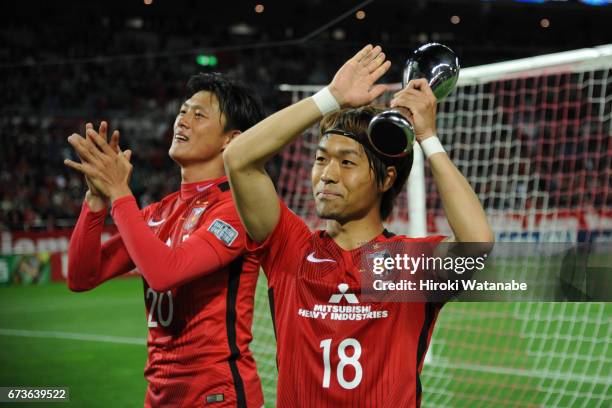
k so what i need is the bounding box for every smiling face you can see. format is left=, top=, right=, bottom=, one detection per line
left=311, top=134, right=384, bottom=222
left=169, top=91, right=233, bottom=166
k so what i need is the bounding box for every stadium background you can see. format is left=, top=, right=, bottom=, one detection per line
left=1, top=0, right=610, bottom=406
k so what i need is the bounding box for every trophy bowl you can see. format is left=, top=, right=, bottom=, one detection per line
left=367, top=43, right=460, bottom=158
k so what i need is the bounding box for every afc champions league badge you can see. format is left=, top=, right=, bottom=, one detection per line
left=183, top=205, right=207, bottom=231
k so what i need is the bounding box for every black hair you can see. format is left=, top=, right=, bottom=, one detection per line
left=185, top=72, right=264, bottom=132
left=319, top=106, right=413, bottom=220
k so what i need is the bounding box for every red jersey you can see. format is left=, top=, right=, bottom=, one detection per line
left=68, top=176, right=263, bottom=408
left=248, top=200, right=445, bottom=408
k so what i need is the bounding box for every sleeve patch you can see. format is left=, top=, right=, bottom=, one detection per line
left=207, top=219, right=239, bottom=246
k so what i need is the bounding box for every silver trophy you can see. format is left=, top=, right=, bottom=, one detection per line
left=367, top=43, right=460, bottom=157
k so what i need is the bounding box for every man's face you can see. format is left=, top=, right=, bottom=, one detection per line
left=311, top=134, right=381, bottom=222
left=169, top=91, right=231, bottom=165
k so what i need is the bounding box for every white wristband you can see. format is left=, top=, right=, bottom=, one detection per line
left=420, top=135, right=446, bottom=158
left=312, top=86, right=340, bottom=115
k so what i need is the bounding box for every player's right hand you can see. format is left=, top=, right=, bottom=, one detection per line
left=390, top=79, right=437, bottom=142
left=328, top=44, right=391, bottom=108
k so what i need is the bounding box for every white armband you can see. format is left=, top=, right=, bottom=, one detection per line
left=420, top=135, right=446, bottom=158
left=312, top=87, right=340, bottom=115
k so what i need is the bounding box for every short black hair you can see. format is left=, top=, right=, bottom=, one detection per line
left=186, top=72, right=264, bottom=132
left=319, top=106, right=413, bottom=220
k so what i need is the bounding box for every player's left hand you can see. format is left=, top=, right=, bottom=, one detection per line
left=83, top=121, right=120, bottom=199
left=64, top=128, right=133, bottom=202
left=328, top=44, right=391, bottom=108
left=390, top=78, right=437, bottom=142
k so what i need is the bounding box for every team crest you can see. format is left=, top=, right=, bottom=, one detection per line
left=183, top=207, right=206, bottom=231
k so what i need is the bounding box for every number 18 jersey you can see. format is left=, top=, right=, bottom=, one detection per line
left=247, top=200, right=445, bottom=408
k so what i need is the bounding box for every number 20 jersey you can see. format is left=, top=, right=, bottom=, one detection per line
left=141, top=179, right=262, bottom=407
left=247, top=201, right=445, bottom=408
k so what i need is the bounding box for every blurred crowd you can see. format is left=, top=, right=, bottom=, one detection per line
left=1, top=2, right=609, bottom=231
left=0, top=22, right=310, bottom=230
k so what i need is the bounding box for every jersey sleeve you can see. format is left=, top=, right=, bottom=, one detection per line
left=111, top=195, right=246, bottom=292
left=191, top=198, right=249, bottom=267
left=245, top=198, right=311, bottom=283
left=421, top=235, right=447, bottom=244
left=67, top=200, right=153, bottom=291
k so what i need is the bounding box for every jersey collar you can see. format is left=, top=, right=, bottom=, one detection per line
left=321, top=228, right=396, bottom=254
left=180, top=175, right=228, bottom=201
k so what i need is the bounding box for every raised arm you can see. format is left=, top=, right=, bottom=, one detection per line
left=391, top=79, right=494, bottom=243
left=223, top=44, right=391, bottom=243
left=66, top=122, right=134, bottom=291
left=64, top=127, right=250, bottom=292
left=109, top=195, right=248, bottom=292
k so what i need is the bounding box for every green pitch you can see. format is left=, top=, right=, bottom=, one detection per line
left=0, top=277, right=609, bottom=407
left=0, top=276, right=278, bottom=407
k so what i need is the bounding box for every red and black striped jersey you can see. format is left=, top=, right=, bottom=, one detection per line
left=69, top=176, right=263, bottom=407
left=248, top=200, right=445, bottom=408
